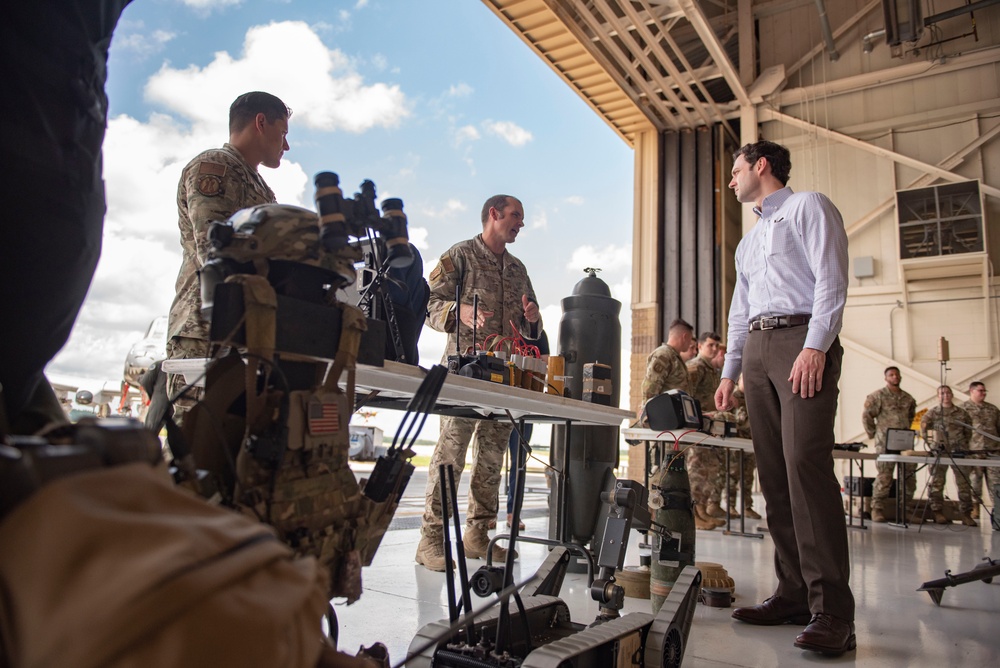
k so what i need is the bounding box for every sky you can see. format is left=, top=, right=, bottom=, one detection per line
left=48, top=0, right=635, bottom=440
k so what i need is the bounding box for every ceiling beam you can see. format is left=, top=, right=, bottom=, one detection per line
left=846, top=120, right=1000, bottom=238
left=759, top=108, right=1000, bottom=200
left=678, top=0, right=752, bottom=106
left=589, top=0, right=700, bottom=127
left=636, top=0, right=738, bottom=140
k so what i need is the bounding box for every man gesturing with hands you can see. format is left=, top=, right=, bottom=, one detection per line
left=416, top=194, right=541, bottom=571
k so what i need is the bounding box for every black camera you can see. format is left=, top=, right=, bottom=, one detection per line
left=457, top=352, right=511, bottom=385
left=470, top=565, right=506, bottom=598
left=313, top=172, right=412, bottom=268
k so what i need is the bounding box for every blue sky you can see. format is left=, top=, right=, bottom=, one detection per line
left=49, top=0, right=635, bottom=433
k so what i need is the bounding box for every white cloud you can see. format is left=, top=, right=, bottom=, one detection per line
left=448, top=83, right=473, bottom=97
left=355, top=0, right=370, bottom=8
left=454, top=125, right=480, bottom=145
left=483, top=120, right=532, bottom=147
left=182, top=0, right=242, bottom=12
left=371, top=53, right=388, bottom=71
left=114, top=28, right=177, bottom=57
left=565, top=195, right=584, bottom=205
left=49, top=20, right=412, bottom=383
left=409, top=227, right=429, bottom=251
left=566, top=244, right=632, bottom=274
left=420, top=198, right=468, bottom=219
left=145, top=21, right=409, bottom=134
left=530, top=210, right=548, bottom=230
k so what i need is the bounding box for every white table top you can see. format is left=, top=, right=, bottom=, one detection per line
left=621, top=428, right=880, bottom=461
left=621, top=427, right=754, bottom=452
left=355, top=360, right=633, bottom=426
left=877, top=453, right=1000, bottom=467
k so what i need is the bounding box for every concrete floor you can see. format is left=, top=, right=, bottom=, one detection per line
left=338, top=466, right=1000, bottom=666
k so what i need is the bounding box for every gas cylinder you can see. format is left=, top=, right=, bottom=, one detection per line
left=549, top=269, right=622, bottom=559
left=649, top=452, right=696, bottom=614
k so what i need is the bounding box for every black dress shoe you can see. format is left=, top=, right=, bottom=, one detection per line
left=794, top=613, right=856, bottom=656
left=731, top=595, right=812, bottom=626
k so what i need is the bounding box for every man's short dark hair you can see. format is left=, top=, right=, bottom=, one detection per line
left=884, top=366, right=900, bottom=376
left=229, top=92, right=292, bottom=133
left=698, top=331, right=721, bottom=344
left=481, top=195, right=519, bottom=225
left=969, top=381, right=985, bottom=391
left=669, top=318, right=694, bottom=336
left=734, top=140, right=792, bottom=186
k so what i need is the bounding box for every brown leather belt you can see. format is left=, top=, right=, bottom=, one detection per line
left=749, top=314, right=811, bottom=331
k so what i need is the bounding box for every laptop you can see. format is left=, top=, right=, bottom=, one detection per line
left=885, top=428, right=916, bottom=452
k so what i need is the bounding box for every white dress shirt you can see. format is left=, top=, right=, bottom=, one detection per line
left=722, top=187, right=848, bottom=382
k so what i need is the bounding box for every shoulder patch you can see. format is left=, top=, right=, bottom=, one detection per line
left=198, top=161, right=227, bottom=177
left=197, top=175, right=223, bottom=197
left=441, top=256, right=456, bottom=273
left=429, top=264, right=443, bottom=283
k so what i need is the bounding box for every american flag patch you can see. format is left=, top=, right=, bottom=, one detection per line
left=308, top=396, right=339, bottom=435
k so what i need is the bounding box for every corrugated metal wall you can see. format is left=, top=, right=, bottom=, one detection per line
left=660, top=126, right=720, bottom=338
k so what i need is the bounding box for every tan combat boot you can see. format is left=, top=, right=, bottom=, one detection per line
left=694, top=505, right=720, bottom=530
left=744, top=507, right=762, bottom=520
left=932, top=509, right=950, bottom=524
left=464, top=524, right=517, bottom=562
left=971, top=506, right=980, bottom=520
left=706, top=502, right=727, bottom=518
left=415, top=534, right=447, bottom=572
left=870, top=507, right=887, bottom=523
left=960, top=513, right=978, bottom=527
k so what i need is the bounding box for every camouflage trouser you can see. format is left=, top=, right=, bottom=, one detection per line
left=928, top=463, right=972, bottom=513
left=871, top=444, right=916, bottom=510
left=708, top=448, right=727, bottom=505
left=967, top=452, right=988, bottom=502
left=165, top=337, right=209, bottom=426
left=727, top=451, right=757, bottom=510
left=686, top=445, right=721, bottom=506
left=421, top=416, right=512, bottom=538
left=984, top=466, right=1000, bottom=505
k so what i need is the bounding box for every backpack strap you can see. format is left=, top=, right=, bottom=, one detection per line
left=322, top=303, right=367, bottom=411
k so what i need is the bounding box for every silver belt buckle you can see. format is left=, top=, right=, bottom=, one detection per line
left=760, top=316, right=779, bottom=330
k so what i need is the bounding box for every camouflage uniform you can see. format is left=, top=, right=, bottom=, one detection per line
left=166, top=144, right=276, bottom=418
left=961, top=399, right=1000, bottom=506
left=641, top=344, right=689, bottom=400
left=920, top=405, right=973, bottom=513
left=421, top=234, right=539, bottom=537
left=686, top=355, right=723, bottom=507
left=862, top=386, right=917, bottom=510
left=717, top=387, right=757, bottom=511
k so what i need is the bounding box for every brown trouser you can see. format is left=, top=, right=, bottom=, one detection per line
left=742, top=327, right=855, bottom=622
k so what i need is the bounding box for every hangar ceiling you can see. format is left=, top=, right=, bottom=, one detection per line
left=480, top=0, right=1000, bottom=147
left=480, top=0, right=753, bottom=145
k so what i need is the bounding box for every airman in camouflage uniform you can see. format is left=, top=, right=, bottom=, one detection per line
left=166, top=92, right=290, bottom=423
left=717, top=384, right=760, bottom=519
left=920, top=386, right=975, bottom=525
left=861, top=366, right=917, bottom=521
left=416, top=195, right=540, bottom=572
left=686, top=332, right=727, bottom=526
left=961, top=381, right=1000, bottom=519
left=640, top=320, right=721, bottom=529
left=641, top=320, right=693, bottom=400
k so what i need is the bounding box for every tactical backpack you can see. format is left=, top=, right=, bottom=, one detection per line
left=181, top=203, right=411, bottom=604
